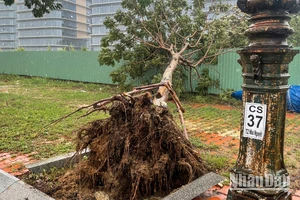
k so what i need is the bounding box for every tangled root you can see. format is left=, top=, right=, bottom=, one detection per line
left=75, top=93, right=207, bottom=200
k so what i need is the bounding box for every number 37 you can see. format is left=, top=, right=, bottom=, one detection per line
left=247, top=114, right=263, bottom=128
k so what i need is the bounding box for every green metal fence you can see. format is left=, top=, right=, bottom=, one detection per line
left=0, top=51, right=119, bottom=84
left=1, top=50, right=299, bottom=94
left=208, top=48, right=300, bottom=94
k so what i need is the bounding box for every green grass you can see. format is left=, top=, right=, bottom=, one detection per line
left=181, top=92, right=243, bottom=108
left=203, top=154, right=229, bottom=170
left=184, top=104, right=241, bottom=133
left=190, top=136, right=219, bottom=150
left=0, top=75, right=116, bottom=158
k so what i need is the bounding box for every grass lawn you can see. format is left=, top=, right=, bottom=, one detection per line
left=0, top=74, right=116, bottom=159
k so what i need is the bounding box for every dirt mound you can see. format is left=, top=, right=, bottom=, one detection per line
left=59, top=93, right=207, bottom=200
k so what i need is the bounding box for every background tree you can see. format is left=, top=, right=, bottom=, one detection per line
left=3, top=0, right=62, bottom=17
left=98, top=0, right=247, bottom=103
left=289, top=14, right=300, bottom=47
left=211, top=7, right=249, bottom=49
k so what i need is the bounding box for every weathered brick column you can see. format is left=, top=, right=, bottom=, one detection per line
left=227, top=0, right=300, bottom=199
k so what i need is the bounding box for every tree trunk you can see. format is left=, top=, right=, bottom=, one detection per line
left=153, top=53, right=188, bottom=139
left=154, top=53, right=180, bottom=106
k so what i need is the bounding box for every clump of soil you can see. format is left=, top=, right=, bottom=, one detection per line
left=72, top=93, right=207, bottom=200
left=26, top=93, right=207, bottom=200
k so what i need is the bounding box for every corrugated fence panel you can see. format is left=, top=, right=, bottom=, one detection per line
left=1, top=50, right=300, bottom=93
left=288, top=47, right=300, bottom=85
left=208, top=49, right=243, bottom=94
left=0, top=51, right=119, bottom=84
left=208, top=48, right=300, bottom=94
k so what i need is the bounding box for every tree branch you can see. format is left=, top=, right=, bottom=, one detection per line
left=189, top=19, right=209, bottom=48
left=191, top=38, right=214, bottom=67
left=135, top=37, right=161, bottom=49
left=134, top=7, right=163, bottom=48
left=179, top=42, right=190, bottom=54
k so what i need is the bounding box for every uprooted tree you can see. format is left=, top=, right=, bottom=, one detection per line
left=53, top=1, right=248, bottom=200
left=98, top=0, right=248, bottom=136
left=98, top=0, right=248, bottom=93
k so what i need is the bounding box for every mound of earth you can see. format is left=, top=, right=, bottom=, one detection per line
left=50, top=93, right=207, bottom=200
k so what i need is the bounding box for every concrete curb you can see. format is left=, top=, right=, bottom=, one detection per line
left=25, top=149, right=89, bottom=173
left=0, top=169, right=54, bottom=200
left=162, top=172, right=225, bottom=200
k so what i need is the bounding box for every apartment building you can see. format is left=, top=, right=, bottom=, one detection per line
left=0, top=2, right=16, bottom=51
left=0, top=0, right=236, bottom=51
left=90, top=0, right=123, bottom=51
left=16, top=0, right=91, bottom=51
left=0, top=0, right=91, bottom=51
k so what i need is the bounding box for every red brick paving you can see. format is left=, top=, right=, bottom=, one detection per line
left=0, top=152, right=36, bottom=176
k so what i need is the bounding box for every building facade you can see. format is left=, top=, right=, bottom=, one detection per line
left=15, top=0, right=91, bottom=51
left=0, top=0, right=236, bottom=51
left=0, top=1, right=16, bottom=51
left=89, top=0, right=123, bottom=51
left=0, top=0, right=91, bottom=51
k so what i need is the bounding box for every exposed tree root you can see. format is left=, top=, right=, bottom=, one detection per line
left=75, top=92, right=207, bottom=200
left=51, top=82, right=188, bottom=139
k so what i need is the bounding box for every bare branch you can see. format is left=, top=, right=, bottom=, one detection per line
left=160, top=9, right=189, bottom=52
left=182, top=45, right=206, bottom=57
left=186, top=29, right=198, bottom=40
left=179, top=42, right=190, bottom=54
left=49, top=84, right=164, bottom=126
left=78, top=106, right=107, bottom=119
left=191, top=65, right=201, bottom=78
left=49, top=81, right=188, bottom=139
left=164, top=82, right=188, bottom=139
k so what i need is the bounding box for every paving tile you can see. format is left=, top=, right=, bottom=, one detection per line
left=215, top=186, right=230, bottom=195
left=293, top=196, right=300, bottom=200
left=11, top=169, right=29, bottom=177
left=0, top=169, right=19, bottom=193
left=0, top=179, right=55, bottom=200
left=0, top=163, right=7, bottom=170
left=0, top=152, right=36, bottom=176
left=294, top=190, right=300, bottom=197
left=0, top=153, right=10, bottom=159
left=2, top=167, right=13, bottom=174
